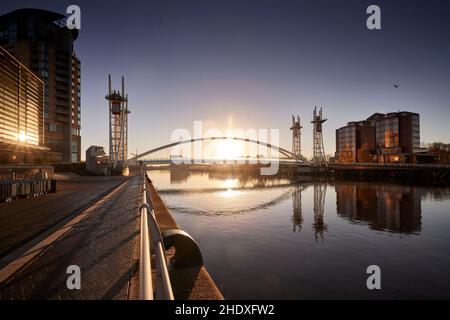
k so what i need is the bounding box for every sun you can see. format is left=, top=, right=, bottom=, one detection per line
left=215, top=139, right=244, bottom=160
left=18, top=131, right=27, bottom=142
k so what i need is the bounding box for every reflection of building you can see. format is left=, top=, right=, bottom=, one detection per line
left=0, top=9, right=81, bottom=162
left=336, top=111, right=422, bottom=163
left=335, top=183, right=422, bottom=233
left=170, top=169, right=190, bottom=184
left=0, top=46, right=57, bottom=163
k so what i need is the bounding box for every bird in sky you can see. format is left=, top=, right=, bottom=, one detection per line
left=393, top=84, right=399, bottom=88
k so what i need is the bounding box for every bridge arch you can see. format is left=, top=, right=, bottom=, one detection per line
left=125, top=136, right=306, bottom=164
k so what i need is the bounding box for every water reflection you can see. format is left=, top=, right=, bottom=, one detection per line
left=159, top=167, right=295, bottom=190
left=152, top=169, right=424, bottom=235
left=335, top=183, right=422, bottom=233
left=169, top=169, right=190, bottom=183
left=313, top=184, right=328, bottom=240
left=168, top=190, right=292, bottom=217
left=291, top=186, right=303, bottom=232
left=149, top=169, right=450, bottom=299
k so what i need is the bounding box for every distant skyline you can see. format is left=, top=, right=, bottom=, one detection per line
left=1, top=0, right=450, bottom=160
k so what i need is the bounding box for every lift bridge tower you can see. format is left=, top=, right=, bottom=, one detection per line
left=311, top=107, right=327, bottom=168
left=290, top=115, right=302, bottom=160
left=106, top=75, right=130, bottom=169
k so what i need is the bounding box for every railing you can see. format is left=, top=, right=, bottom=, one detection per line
left=139, top=172, right=174, bottom=300
left=0, top=165, right=54, bottom=180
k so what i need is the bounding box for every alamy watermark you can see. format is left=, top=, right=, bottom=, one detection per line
left=169, top=121, right=281, bottom=176
left=66, top=5, right=81, bottom=30
left=66, top=265, right=81, bottom=290
left=366, top=5, right=381, bottom=30
left=366, top=265, right=381, bottom=290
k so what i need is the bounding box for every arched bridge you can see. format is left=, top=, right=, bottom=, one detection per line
left=125, top=136, right=307, bottom=165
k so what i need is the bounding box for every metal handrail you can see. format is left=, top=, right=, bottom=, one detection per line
left=139, top=199, right=153, bottom=299
left=139, top=172, right=174, bottom=300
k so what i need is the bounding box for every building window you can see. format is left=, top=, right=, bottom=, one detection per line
left=48, top=123, right=57, bottom=132
left=71, top=141, right=78, bottom=162
left=8, top=23, right=17, bottom=43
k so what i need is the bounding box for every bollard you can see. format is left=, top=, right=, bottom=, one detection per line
left=162, top=229, right=203, bottom=269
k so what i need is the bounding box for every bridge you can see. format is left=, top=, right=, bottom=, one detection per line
left=123, top=138, right=450, bottom=182
left=124, top=136, right=308, bottom=165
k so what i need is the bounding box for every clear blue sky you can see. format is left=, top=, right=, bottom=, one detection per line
left=2, top=0, right=450, bottom=159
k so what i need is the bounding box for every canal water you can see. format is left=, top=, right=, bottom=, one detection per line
left=148, top=169, right=450, bottom=299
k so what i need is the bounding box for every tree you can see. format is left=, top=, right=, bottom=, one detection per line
left=428, top=142, right=450, bottom=163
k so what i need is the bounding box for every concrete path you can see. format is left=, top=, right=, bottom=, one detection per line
left=0, top=175, right=127, bottom=258
left=0, top=176, right=140, bottom=300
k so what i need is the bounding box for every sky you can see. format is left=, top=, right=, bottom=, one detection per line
left=1, top=0, right=450, bottom=160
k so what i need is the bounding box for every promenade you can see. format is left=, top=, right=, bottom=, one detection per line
left=0, top=172, right=222, bottom=300
left=0, top=175, right=139, bottom=299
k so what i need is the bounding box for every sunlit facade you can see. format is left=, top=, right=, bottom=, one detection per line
left=0, top=9, right=81, bottom=163
left=335, top=123, right=359, bottom=163
left=336, top=111, right=421, bottom=163
left=0, top=46, right=45, bottom=163
left=375, top=112, right=420, bottom=163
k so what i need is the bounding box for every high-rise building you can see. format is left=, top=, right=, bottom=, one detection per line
left=0, top=46, right=53, bottom=163
left=0, top=9, right=81, bottom=163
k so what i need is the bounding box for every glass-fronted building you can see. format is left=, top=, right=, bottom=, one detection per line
left=0, top=46, right=47, bottom=163
left=0, top=9, right=81, bottom=163
left=335, top=122, right=360, bottom=163
left=375, top=112, right=420, bottom=163
left=336, top=111, right=421, bottom=163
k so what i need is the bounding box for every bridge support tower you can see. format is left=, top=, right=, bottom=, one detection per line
left=290, top=115, right=302, bottom=160
left=311, top=107, right=327, bottom=168
left=106, top=75, right=130, bottom=169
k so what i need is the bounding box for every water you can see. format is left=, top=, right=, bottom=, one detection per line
left=148, top=169, right=450, bottom=299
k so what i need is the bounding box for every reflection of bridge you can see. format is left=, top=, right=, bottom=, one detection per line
left=291, top=185, right=327, bottom=241
left=125, top=136, right=308, bottom=165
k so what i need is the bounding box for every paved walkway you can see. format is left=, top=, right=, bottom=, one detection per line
left=0, top=175, right=127, bottom=258
left=0, top=176, right=141, bottom=300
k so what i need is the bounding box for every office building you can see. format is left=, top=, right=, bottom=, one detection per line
left=0, top=9, right=81, bottom=162
left=0, top=46, right=57, bottom=163
left=336, top=111, right=421, bottom=163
